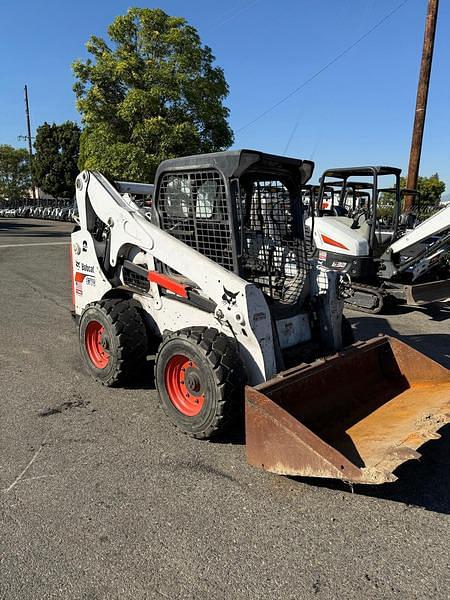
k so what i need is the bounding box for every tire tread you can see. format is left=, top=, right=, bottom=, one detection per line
left=155, top=327, right=246, bottom=439
left=80, top=298, right=147, bottom=386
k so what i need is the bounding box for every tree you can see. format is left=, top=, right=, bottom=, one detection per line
left=414, top=173, right=446, bottom=207
left=72, top=7, right=233, bottom=182
left=380, top=173, right=446, bottom=217
left=0, top=145, right=31, bottom=200
left=33, top=121, right=81, bottom=198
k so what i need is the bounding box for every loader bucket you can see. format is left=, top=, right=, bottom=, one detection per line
left=245, top=336, right=450, bottom=484
left=403, top=278, right=450, bottom=306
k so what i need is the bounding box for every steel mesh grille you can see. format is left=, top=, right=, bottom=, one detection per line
left=241, top=179, right=310, bottom=303
left=122, top=267, right=150, bottom=293
left=158, top=171, right=234, bottom=271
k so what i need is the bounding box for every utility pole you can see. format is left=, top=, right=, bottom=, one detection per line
left=24, top=85, right=36, bottom=200
left=405, top=0, right=439, bottom=211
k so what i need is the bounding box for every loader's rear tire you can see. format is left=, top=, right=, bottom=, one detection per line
left=155, top=327, right=246, bottom=440
left=79, top=298, right=147, bottom=386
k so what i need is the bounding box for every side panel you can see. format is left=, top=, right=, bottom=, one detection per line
left=71, top=229, right=112, bottom=312
left=276, top=314, right=311, bottom=349
left=306, top=216, right=370, bottom=257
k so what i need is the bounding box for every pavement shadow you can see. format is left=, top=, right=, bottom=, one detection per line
left=348, top=315, right=450, bottom=368
left=388, top=301, right=450, bottom=322
left=291, top=424, right=450, bottom=515
left=0, top=219, right=71, bottom=238
left=15, top=231, right=71, bottom=239
left=124, top=359, right=156, bottom=391
left=420, top=301, right=450, bottom=322
left=0, top=220, right=51, bottom=230
left=354, top=424, right=450, bottom=514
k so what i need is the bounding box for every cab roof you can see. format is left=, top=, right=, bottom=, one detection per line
left=321, top=166, right=402, bottom=178
left=155, top=149, right=315, bottom=186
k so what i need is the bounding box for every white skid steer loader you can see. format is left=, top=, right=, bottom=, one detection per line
left=71, top=150, right=450, bottom=484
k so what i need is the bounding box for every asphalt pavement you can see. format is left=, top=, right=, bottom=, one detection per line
left=0, top=218, right=449, bottom=600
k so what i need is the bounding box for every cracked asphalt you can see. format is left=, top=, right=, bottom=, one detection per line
left=0, top=218, right=449, bottom=600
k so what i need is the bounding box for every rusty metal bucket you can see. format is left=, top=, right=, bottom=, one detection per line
left=245, top=336, right=450, bottom=484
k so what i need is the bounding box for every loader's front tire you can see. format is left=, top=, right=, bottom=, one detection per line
left=155, top=328, right=246, bottom=439
left=79, top=298, right=147, bottom=386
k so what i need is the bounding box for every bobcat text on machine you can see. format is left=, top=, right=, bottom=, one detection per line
left=306, top=166, right=450, bottom=313
left=71, top=150, right=450, bottom=485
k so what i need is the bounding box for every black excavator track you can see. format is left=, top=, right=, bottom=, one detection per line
left=344, top=282, right=387, bottom=314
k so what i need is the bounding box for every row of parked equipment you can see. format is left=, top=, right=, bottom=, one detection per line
left=302, top=167, right=450, bottom=312
left=0, top=203, right=78, bottom=221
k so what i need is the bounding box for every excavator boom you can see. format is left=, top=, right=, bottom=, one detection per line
left=389, top=203, right=450, bottom=255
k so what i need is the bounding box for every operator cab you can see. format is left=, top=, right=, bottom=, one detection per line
left=314, top=166, right=402, bottom=254
left=153, top=150, right=315, bottom=308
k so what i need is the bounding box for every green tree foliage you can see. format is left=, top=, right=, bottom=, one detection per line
left=380, top=173, right=446, bottom=218
left=412, top=174, right=446, bottom=207
left=72, top=7, right=234, bottom=181
left=0, top=145, right=31, bottom=200
left=33, top=121, right=81, bottom=198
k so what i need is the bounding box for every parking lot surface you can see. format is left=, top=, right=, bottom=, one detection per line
left=0, top=218, right=449, bottom=600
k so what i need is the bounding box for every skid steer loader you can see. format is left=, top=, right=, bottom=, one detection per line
left=306, top=166, right=450, bottom=313
left=71, top=150, right=450, bottom=484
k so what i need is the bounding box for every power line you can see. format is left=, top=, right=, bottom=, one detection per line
left=284, top=0, right=374, bottom=155
left=236, top=0, right=410, bottom=135
left=283, top=114, right=302, bottom=154
left=207, top=0, right=262, bottom=33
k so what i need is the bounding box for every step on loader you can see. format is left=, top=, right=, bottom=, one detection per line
left=71, top=150, right=450, bottom=485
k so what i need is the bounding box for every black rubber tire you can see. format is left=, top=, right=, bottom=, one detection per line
left=341, top=316, right=355, bottom=347
left=154, top=327, right=246, bottom=440
left=79, top=298, right=147, bottom=386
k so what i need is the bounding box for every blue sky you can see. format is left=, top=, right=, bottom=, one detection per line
left=0, top=0, right=448, bottom=187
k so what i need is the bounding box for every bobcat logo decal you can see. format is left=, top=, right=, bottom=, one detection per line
left=222, top=286, right=239, bottom=307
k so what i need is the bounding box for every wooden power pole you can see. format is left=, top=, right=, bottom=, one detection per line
left=405, top=0, right=439, bottom=211
left=24, top=85, right=36, bottom=200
